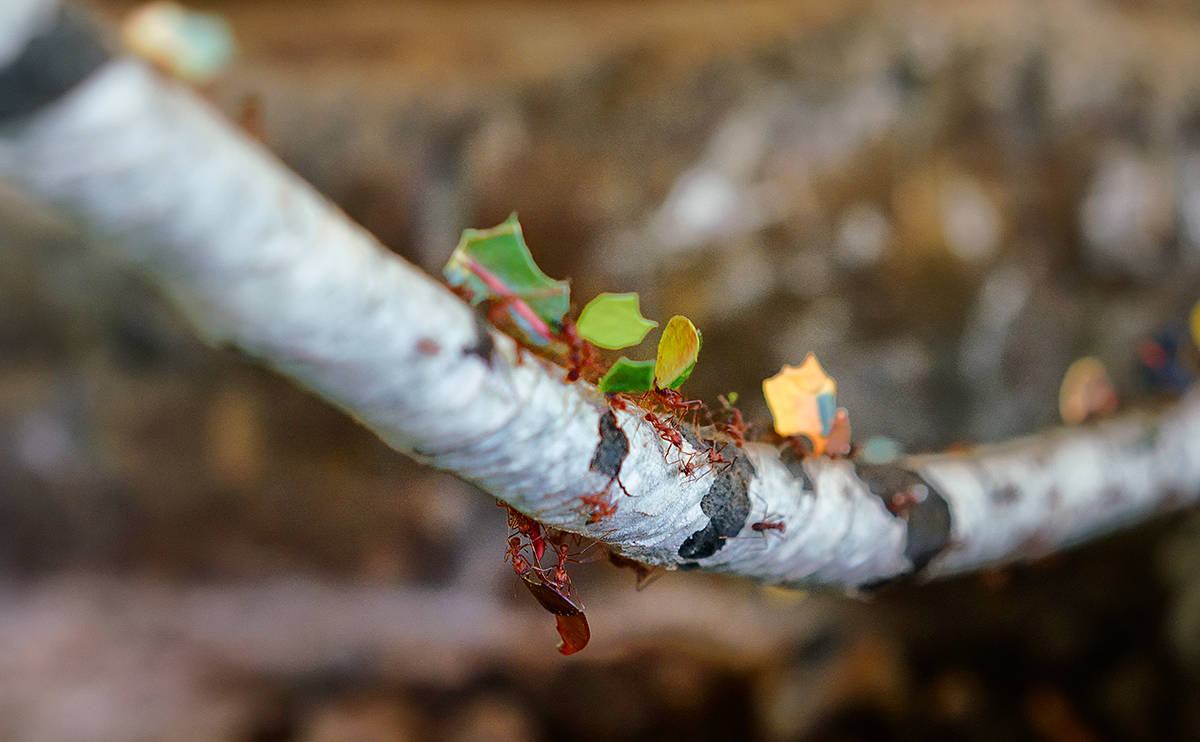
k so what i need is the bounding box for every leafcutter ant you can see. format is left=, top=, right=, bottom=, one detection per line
left=557, top=318, right=599, bottom=383
left=502, top=521, right=590, bottom=655
left=539, top=542, right=579, bottom=593
left=751, top=518, right=786, bottom=536
left=606, top=393, right=630, bottom=412
left=746, top=491, right=786, bottom=542
left=717, top=394, right=747, bottom=447
left=502, top=503, right=547, bottom=562
left=699, top=442, right=734, bottom=473
left=644, top=387, right=709, bottom=428
left=644, top=411, right=684, bottom=450
left=580, top=491, right=619, bottom=523
left=675, top=440, right=733, bottom=479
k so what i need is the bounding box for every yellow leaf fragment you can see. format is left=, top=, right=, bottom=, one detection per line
left=654, top=315, right=702, bottom=389
left=1191, top=299, right=1200, bottom=349
left=1058, top=356, right=1118, bottom=424
left=763, top=354, right=838, bottom=451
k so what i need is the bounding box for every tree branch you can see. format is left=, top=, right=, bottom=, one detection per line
left=2, top=5, right=1198, bottom=591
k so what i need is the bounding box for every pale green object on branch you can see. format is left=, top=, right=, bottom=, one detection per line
left=576, top=292, right=658, bottom=349
left=443, top=213, right=569, bottom=343
left=122, top=2, right=235, bottom=84
left=597, top=358, right=657, bottom=393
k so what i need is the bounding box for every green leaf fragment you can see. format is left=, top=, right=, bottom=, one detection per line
left=576, top=292, right=658, bottom=349
left=654, top=315, right=702, bottom=389
left=597, top=357, right=657, bottom=393
left=443, top=213, right=570, bottom=326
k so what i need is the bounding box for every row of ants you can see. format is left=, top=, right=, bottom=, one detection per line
left=594, top=393, right=786, bottom=540
left=607, top=389, right=747, bottom=482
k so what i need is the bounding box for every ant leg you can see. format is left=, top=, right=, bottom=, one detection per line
left=610, top=473, right=632, bottom=497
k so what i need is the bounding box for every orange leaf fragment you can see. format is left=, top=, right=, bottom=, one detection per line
left=1058, top=357, right=1117, bottom=424
left=763, top=354, right=839, bottom=454
left=824, top=408, right=852, bottom=457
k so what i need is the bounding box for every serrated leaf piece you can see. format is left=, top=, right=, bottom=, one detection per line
left=598, top=357, right=657, bottom=393
left=577, top=292, right=658, bottom=349
left=654, top=316, right=702, bottom=389
left=763, top=354, right=838, bottom=452
left=443, top=213, right=569, bottom=341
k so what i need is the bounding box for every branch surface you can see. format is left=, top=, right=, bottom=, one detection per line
left=2, top=8, right=1198, bottom=590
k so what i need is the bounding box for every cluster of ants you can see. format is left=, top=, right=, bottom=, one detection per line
left=466, top=277, right=773, bottom=536
left=501, top=504, right=597, bottom=649
left=502, top=505, right=581, bottom=599
left=574, top=388, right=751, bottom=527
left=456, top=231, right=799, bottom=655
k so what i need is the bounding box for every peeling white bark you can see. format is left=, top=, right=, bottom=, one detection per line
left=2, top=52, right=1198, bottom=590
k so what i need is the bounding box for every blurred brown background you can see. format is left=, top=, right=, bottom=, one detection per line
left=3, top=0, right=1200, bottom=739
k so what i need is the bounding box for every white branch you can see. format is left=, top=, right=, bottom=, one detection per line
left=2, top=24, right=1198, bottom=590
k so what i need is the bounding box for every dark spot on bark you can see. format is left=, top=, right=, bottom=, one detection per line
left=779, top=445, right=816, bottom=492
left=589, top=411, right=629, bottom=479
left=462, top=312, right=495, bottom=367
left=416, top=338, right=440, bottom=355
left=0, top=6, right=111, bottom=123
left=855, top=462, right=952, bottom=574
left=678, top=451, right=755, bottom=560
left=677, top=528, right=723, bottom=561
left=992, top=484, right=1019, bottom=506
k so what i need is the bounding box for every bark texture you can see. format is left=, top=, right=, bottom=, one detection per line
left=2, top=6, right=1198, bottom=590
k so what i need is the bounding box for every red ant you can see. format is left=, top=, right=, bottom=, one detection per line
left=675, top=441, right=733, bottom=478
left=502, top=503, right=547, bottom=562
left=747, top=491, right=786, bottom=540
left=700, top=443, right=733, bottom=472
left=751, top=518, right=786, bottom=536
left=580, top=491, right=619, bottom=523
left=717, top=394, right=747, bottom=447
left=643, top=387, right=709, bottom=427
left=677, top=456, right=700, bottom=479
left=607, top=393, right=630, bottom=412
left=505, top=533, right=591, bottom=655
left=558, top=318, right=599, bottom=382
left=644, top=411, right=684, bottom=450
left=504, top=535, right=536, bottom=576
left=538, top=542, right=577, bottom=593
left=653, top=387, right=704, bottom=411
left=537, top=537, right=608, bottom=594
